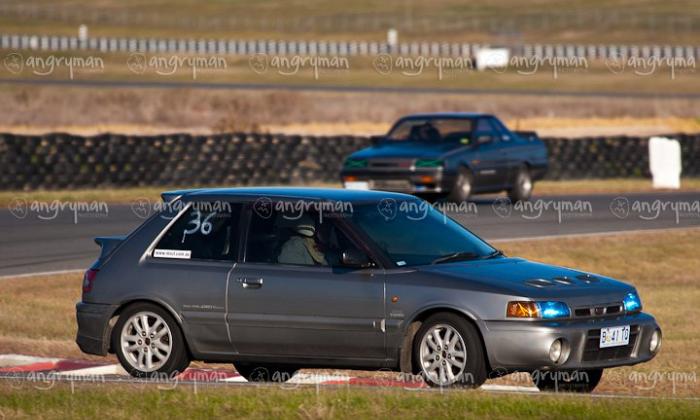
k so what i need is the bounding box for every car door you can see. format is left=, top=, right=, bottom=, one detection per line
left=471, top=117, right=509, bottom=188
left=145, top=200, right=244, bottom=356
left=226, top=201, right=386, bottom=360
left=489, top=117, right=521, bottom=186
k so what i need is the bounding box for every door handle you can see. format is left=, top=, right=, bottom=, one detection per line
left=238, top=277, right=263, bottom=289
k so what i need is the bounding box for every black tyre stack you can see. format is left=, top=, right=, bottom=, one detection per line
left=0, top=132, right=697, bottom=190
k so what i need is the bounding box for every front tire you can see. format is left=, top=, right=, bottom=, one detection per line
left=112, top=303, right=190, bottom=378
left=531, top=369, right=603, bottom=393
left=413, top=313, right=487, bottom=388
left=448, top=168, right=473, bottom=203
left=234, top=363, right=298, bottom=383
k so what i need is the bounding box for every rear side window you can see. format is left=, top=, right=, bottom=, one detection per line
left=154, top=202, right=242, bottom=261
left=474, top=118, right=494, bottom=134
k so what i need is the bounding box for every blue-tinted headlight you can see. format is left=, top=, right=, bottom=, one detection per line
left=536, top=301, right=571, bottom=319
left=623, top=292, right=642, bottom=312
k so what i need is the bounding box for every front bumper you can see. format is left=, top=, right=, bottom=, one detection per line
left=482, top=312, right=661, bottom=371
left=75, top=301, right=118, bottom=356
left=340, top=168, right=456, bottom=194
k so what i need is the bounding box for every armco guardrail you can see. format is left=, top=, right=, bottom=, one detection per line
left=0, top=132, right=699, bottom=190
left=1, top=33, right=698, bottom=60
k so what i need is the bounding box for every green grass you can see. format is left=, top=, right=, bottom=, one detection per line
left=2, top=0, right=699, bottom=44
left=1, top=382, right=698, bottom=419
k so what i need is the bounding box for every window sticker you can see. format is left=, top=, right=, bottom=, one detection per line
left=396, top=261, right=407, bottom=266
left=181, top=209, right=216, bottom=243
left=154, top=249, right=192, bottom=259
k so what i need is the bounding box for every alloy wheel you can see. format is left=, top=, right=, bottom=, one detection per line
left=419, top=324, right=468, bottom=386
left=120, top=311, right=173, bottom=372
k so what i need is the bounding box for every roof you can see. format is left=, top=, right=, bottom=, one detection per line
left=162, top=187, right=416, bottom=203
left=398, top=112, right=493, bottom=119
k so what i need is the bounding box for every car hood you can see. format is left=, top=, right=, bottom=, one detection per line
left=418, top=257, right=634, bottom=303
left=350, top=141, right=467, bottom=159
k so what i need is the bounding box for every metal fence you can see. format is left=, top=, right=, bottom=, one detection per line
left=1, top=33, right=698, bottom=59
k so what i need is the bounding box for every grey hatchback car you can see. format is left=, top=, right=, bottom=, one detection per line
left=76, top=188, right=661, bottom=391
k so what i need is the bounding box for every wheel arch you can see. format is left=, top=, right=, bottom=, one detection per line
left=107, top=298, right=193, bottom=357
left=399, top=305, right=492, bottom=374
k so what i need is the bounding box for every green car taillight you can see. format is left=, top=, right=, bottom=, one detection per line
left=344, top=158, right=368, bottom=169
left=415, top=159, right=443, bottom=168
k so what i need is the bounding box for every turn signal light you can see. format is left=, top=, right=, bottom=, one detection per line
left=343, top=176, right=358, bottom=182
left=507, top=301, right=539, bottom=318
left=419, top=175, right=435, bottom=183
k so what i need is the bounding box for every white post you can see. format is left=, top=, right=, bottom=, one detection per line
left=649, top=137, right=682, bottom=189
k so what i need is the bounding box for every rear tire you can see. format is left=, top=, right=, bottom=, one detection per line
left=508, top=166, right=533, bottom=202
left=234, top=363, right=298, bottom=383
left=448, top=168, right=473, bottom=203
left=531, top=369, right=603, bottom=393
left=413, top=313, right=487, bottom=388
left=112, top=303, right=190, bottom=379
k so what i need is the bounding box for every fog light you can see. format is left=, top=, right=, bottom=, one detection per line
left=649, top=329, right=662, bottom=353
left=549, top=339, right=563, bottom=363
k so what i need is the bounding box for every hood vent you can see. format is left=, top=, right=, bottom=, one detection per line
left=576, top=274, right=601, bottom=283
left=524, top=279, right=556, bottom=288
left=524, top=274, right=602, bottom=288
left=552, top=276, right=576, bottom=285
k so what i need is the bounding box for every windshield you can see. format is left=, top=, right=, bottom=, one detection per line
left=349, top=200, right=496, bottom=267
left=386, top=118, right=474, bottom=144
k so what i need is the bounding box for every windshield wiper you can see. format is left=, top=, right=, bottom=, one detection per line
left=431, top=252, right=480, bottom=265
left=480, top=249, right=504, bottom=260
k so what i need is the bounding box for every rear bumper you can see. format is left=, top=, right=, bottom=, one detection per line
left=75, top=301, right=118, bottom=356
left=340, top=169, right=456, bottom=193
left=482, top=312, right=661, bottom=371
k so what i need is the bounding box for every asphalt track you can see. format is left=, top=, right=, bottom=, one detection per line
left=2, top=78, right=700, bottom=99
left=1, top=191, right=699, bottom=278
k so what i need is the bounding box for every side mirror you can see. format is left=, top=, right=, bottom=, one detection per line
left=477, top=134, right=493, bottom=144
left=341, top=248, right=372, bottom=268
left=370, top=135, right=385, bottom=146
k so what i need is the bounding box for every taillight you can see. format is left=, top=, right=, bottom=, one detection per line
left=83, top=269, right=99, bottom=293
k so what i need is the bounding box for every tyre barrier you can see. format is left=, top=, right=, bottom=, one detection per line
left=0, top=132, right=698, bottom=190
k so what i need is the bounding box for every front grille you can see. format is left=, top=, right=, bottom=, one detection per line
left=582, top=325, right=639, bottom=362
left=574, top=303, right=623, bottom=318
left=370, top=179, right=412, bottom=191
left=368, top=159, right=412, bottom=169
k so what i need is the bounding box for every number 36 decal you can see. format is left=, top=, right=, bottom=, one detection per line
left=181, top=209, right=215, bottom=243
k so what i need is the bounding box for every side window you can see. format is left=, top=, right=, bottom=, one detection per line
left=154, top=202, right=242, bottom=261
left=474, top=118, right=493, bottom=134
left=489, top=118, right=511, bottom=142
left=474, top=118, right=496, bottom=144
left=245, top=202, right=368, bottom=268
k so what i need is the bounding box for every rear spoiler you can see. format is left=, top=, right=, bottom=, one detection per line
left=94, top=235, right=127, bottom=260
left=514, top=131, right=540, bottom=142
left=161, top=188, right=205, bottom=203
